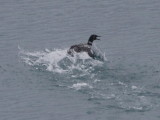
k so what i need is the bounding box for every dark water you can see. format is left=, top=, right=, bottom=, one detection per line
left=1, top=0, right=160, bottom=120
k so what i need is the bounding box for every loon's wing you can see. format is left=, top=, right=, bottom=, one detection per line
left=67, top=44, right=83, bottom=55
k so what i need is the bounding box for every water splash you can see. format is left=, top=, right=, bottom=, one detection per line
left=18, top=46, right=156, bottom=112
left=18, top=46, right=106, bottom=74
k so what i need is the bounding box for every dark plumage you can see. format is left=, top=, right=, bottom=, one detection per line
left=67, top=34, right=101, bottom=58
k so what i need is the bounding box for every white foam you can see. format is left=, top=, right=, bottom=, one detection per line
left=71, top=83, right=93, bottom=90
left=131, top=85, right=138, bottom=90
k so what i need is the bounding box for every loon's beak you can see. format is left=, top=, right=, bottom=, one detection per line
left=96, top=36, right=101, bottom=40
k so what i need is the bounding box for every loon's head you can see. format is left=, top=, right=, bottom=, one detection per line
left=88, top=34, right=101, bottom=45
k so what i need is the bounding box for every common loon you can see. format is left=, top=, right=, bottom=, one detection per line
left=67, top=34, right=101, bottom=58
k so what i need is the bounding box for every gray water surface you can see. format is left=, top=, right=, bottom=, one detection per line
left=0, top=0, right=160, bottom=120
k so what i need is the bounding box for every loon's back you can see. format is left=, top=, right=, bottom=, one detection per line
left=69, top=43, right=90, bottom=52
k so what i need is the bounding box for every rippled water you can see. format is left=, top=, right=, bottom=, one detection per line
left=1, top=0, right=160, bottom=120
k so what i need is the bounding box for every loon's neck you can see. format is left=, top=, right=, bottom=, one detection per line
left=87, top=36, right=94, bottom=46
left=87, top=41, right=93, bottom=46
